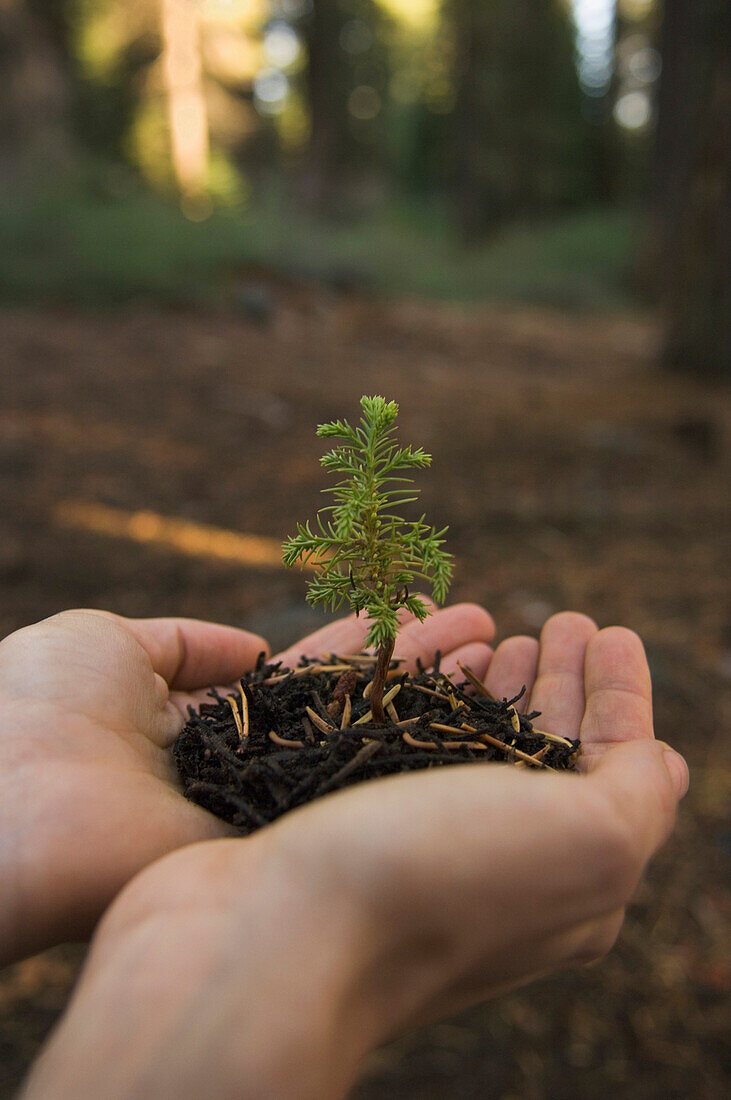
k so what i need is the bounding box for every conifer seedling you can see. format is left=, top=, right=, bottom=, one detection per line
left=175, top=395, right=578, bottom=832
left=282, top=395, right=454, bottom=723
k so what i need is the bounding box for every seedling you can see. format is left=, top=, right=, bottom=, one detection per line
left=174, top=397, right=579, bottom=835
left=282, top=395, right=453, bottom=723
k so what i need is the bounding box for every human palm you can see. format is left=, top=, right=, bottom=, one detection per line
left=125, top=613, right=688, bottom=1030
left=252, top=613, right=689, bottom=1028
left=0, top=602, right=494, bottom=964
left=22, top=612, right=688, bottom=1100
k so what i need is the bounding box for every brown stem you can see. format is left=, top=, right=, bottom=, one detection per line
left=369, top=636, right=395, bottom=724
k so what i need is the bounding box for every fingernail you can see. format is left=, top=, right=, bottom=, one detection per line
left=663, top=748, right=690, bottom=800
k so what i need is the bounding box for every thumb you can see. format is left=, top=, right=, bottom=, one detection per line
left=120, top=616, right=269, bottom=690
left=585, top=738, right=689, bottom=863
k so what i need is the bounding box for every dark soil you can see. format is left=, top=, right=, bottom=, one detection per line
left=173, top=654, right=578, bottom=832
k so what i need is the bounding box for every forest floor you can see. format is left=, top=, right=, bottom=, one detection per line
left=0, top=283, right=728, bottom=1098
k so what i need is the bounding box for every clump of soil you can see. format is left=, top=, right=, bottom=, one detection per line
left=173, top=653, right=580, bottom=834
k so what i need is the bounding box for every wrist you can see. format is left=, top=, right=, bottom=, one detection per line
left=0, top=703, right=109, bottom=965
left=259, top=816, right=465, bottom=1057
left=0, top=705, right=57, bottom=963
left=218, top=837, right=380, bottom=1097
left=23, top=837, right=379, bottom=1100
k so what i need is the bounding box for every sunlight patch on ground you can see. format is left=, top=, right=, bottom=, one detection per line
left=52, top=500, right=301, bottom=570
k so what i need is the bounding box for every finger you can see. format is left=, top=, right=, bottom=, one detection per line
left=586, top=738, right=687, bottom=860
left=661, top=746, right=690, bottom=801
left=171, top=603, right=441, bottom=719
left=394, top=604, right=495, bottom=673
left=177, top=614, right=492, bottom=720
left=579, top=627, right=654, bottom=758
left=396, top=595, right=437, bottom=623
left=274, top=614, right=369, bottom=667
left=274, top=598, right=438, bottom=668
left=483, top=635, right=539, bottom=711
left=175, top=601, right=444, bottom=720
left=440, top=642, right=493, bottom=684
left=121, top=617, right=269, bottom=691
left=167, top=689, right=206, bottom=721
left=527, top=612, right=598, bottom=739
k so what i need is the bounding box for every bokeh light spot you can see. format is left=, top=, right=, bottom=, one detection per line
left=613, top=89, right=651, bottom=129
left=264, top=21, right=301, bottom=70
left=340, top=20, right=373, bottom=55
left=254, top=66, right=289, bottom=115
left=348, top=85, right=381, bottom=121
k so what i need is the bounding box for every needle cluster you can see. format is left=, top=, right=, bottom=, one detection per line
left=282, top=395, right=453, bottom=652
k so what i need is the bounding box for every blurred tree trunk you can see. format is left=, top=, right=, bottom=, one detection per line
left=303, top=0, right=341, bottom=205
left=0, top=0, right=72, bottom=177
left=451, top=0, right=483, bottom=237
left=652, top=0, right=729, bottom=378
left=301, top=0, right=365, bottom=212
left=300, top=0, right=388, bottom=213
left=448, top=0, right=587, bottom=239
left=160, top=0, right=209, bottom=200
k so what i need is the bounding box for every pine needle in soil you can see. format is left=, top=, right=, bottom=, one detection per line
left=173, top=653, right=580, bottom=835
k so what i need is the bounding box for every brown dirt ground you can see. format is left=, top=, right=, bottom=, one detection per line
left=0, top=285, right=729, bottom=1098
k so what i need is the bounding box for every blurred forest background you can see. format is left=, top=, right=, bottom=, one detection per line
left=0, top=2, right=729, bottom=1098
left=0, top=0, right=727, bottom=371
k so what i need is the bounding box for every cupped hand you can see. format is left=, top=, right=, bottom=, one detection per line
left=0, top=602, right=494, bottom=964
left=21, top=614, right=687, bottom=1100
left=260, top=614, right=689, bottom=1035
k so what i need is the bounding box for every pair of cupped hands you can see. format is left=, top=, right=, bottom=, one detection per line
left=1, top=603, right=687, bottom=1099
